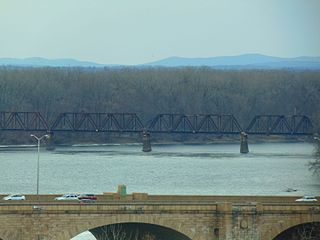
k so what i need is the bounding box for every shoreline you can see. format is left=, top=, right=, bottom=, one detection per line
left=0, top=136, right=315, bottom=149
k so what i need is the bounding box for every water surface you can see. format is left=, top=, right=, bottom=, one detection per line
left=1, top=142, right=319, bottom=240
left=0, top=142, right=318, bottom=196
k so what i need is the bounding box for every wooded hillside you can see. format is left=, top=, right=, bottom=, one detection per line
left=0, top=67, right=319, bottom=143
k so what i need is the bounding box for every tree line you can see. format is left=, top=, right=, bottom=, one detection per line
left=0, top=66, right=319, bottom=143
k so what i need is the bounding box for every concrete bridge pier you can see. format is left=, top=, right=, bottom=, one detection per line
left=45, top=132, right=55, bottom=151
left=240, top=132, right=249, bottom=154
left=142, top=131, right=152, bottom=152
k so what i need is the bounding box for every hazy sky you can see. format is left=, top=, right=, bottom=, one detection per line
left=0, top=0, right=320, bottom=65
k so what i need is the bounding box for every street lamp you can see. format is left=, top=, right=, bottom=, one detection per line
left=30, top=134, right=50, bottom=195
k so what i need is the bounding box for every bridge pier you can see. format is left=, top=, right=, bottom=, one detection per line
left=240, top=132, right=249, bottom=154
left=142, top=131, right=152, bottom=152
left=45, top=132, right=55, bottom=151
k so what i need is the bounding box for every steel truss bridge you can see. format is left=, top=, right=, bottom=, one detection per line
left=0, top=111, right=313, bottom=135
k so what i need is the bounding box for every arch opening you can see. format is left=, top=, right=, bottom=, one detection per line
left=71, top=231, right=95, bottom=240
left=273, top=222, right=320, bottom=240
left=71, top=222, right=192, bottom=240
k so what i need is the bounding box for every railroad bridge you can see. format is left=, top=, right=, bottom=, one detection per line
left=0, top=112, right=313, bottom=135
left=0, top=195, right=319, bottom=240
left=0, top=111, right=315, bottom=153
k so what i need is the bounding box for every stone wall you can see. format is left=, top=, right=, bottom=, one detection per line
left=0, top=197, right=319, bottom=240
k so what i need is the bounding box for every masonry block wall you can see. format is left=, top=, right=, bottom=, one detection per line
left=0, top=200, right=319, bottom=240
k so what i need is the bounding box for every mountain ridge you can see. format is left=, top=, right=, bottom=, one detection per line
left=1, top=54, right=320, bottom=69
left=0, top=57, right=106, bottom=67
left=144, top=54, right=320, bottom=69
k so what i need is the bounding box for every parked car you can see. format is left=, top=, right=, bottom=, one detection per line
left=54, top=193, right=79, bottom=200
left=295, top=196, right=317, bottom=202
left=78, top=194, right=97, bottom=203
left=3, top=194, right=26, bottom=200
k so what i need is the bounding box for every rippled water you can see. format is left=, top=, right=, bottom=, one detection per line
left=0, top=142, right=319, bottom=196
left=1, top=141, right=319, bottom=239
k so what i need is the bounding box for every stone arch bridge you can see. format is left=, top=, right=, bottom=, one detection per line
left=0, top=195, right=319, bottom=240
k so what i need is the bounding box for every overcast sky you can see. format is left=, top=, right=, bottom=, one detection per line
left=0, top=0, right=319, bottom=65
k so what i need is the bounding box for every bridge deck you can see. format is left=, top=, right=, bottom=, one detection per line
left=0, top=194, right=318, bottom=203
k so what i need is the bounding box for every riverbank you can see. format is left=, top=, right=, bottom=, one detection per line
left=0, top=130, right=316, bottom=146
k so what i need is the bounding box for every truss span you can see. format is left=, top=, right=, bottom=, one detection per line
left=147, top=114, right=242, bottom=134
left=0, top=111, right=314, bottom=135
left=246, top=115, right=313, bottom=135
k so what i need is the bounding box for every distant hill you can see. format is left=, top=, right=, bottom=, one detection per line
left=144, top=54, right=320, bottom=70
left=0, top=57, right=106, bottom=68
left=1, top=54, right=320, bottom=69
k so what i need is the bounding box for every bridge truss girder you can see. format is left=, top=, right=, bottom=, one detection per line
left=0, top=111, right=314, bottom=135
left=147, top=114, right=243, bottom=134
left=50, top=112, right=144, bottom=132
left=0, top=111, right=48, bottom=131
left=246, top=115, right=313, bottom=135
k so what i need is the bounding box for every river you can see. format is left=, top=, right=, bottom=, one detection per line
left=0, top=141, right=319, bottom=239
left=0, top=142, right=318, bottom=195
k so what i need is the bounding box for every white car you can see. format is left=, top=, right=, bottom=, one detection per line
left=54, top=194, right=79, bottom=200
left=3, top=194, right=26, bottom=200
left=295, top=196, right=317, bottom=202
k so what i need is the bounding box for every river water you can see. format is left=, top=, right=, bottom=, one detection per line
left=0, top=142, right=319, bottom=196
left=0, top=142, right=319, bottom=239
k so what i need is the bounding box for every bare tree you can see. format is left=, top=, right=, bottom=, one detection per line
left=275, top=223, right=320, bottom=240
left=296, top=222, right=320, bottom=240
left=309, top=138, right=320, bottom=176
left=94, top=224, right=159, bottom=240
left=141, top=232, right=156, bottom=240
left=95, top=224, right=139, bottom=240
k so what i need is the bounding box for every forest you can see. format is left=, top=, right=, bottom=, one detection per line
left=0, top=66, right=319, bottom=144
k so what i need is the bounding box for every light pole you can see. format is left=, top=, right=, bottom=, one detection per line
left=31, top=134, right=50, bottom=195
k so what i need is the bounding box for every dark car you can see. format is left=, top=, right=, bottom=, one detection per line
left=78, top=194, right=97, bottom=203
